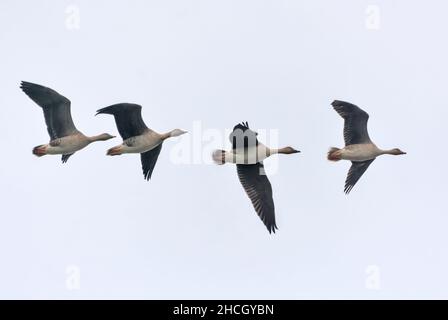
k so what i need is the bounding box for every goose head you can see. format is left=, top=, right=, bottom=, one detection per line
left=169, top=129, right=188, bottom=138
left=91, top=133, right=116, bottom=142
left=279, top=146, right=301, bottom=154
left=389, top=148, right=406, bottom=155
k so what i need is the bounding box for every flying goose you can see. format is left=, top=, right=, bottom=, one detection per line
left=213, top=122, right=300, bottom=233
left=96, top=103, right=187, bottom=180
left=20, top=81, right=115, bottom=163
left=328, top=100, right=406, bottom=194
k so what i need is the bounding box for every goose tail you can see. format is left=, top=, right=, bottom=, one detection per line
left=107, top=145, right=124, bottom=156
left=32, top=144, right=47, bottom=157
left=327, top=147, right=342, bottom=161
left=212, top=150, right=226, bottom=165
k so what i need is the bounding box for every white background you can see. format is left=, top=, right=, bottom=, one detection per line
left=0, top=0, right=446, bottom=299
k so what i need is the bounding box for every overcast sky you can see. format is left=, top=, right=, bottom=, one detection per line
left=1, top=0, right=447, bottom=299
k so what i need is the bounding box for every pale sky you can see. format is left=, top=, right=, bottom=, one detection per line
left=1, top=0, right=447, bottom=299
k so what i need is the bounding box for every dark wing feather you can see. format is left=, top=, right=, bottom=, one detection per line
left=20, top=81, right=78, bottom=140
left=140, top=144, right=163, bottom=180
left=237, top=163, right=277, bottom=233
left=229, top=122, right=258, bottom=150
left=96, top=103, right=148, bottom=140
left=332, top=100, right=371, bottom=146
left=61, top=154, right=74, bottom=164
left=344, top=159, right=375, bottom=194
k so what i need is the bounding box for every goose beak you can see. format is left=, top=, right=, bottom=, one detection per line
left=291, top=148, right=301, bottom=154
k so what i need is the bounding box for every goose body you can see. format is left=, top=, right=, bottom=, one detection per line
left=329, top=100, right=406, bottom=194
left=335, top=143, right=384, bottom=162
left=41, top=133, right=92, bottom=155
left=20, top=81, right=115, bottom=163
left=96, top=103, right=187, bottom=180
left=213, top=122, right=300, bottom=234
left=220, top=143, right=271, bottom=164
left=118, top=130, right=164, bottom=155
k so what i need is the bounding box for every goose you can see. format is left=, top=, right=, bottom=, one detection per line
left=20, top=81, right=115, bottom=163
left=213, top=122, right=300, bottom=233
left=328, top=100, right=406, bottom=194
left=96, top=103, right=187, bottom=180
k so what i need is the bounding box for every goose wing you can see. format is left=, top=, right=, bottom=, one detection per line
left=20, top=81, right=78, bottom=140
left=332, top=100, right=371, bottom=146
left=96, top=103, right=149, bottom=140
left=229, top=121, right=258, bottom=150
left=344, top=159, right=375, bottom=194
left=61, top=154, right=74, bottom=164
left=237, top=162, right=277, bottom=233
left=140, top=143, right=163, bottom=180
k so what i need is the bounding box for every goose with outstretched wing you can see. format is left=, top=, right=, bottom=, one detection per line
left=21, top=81, right=115, bottom=163
left=328, top=100, right=406, bottom=194
left=213, top=122, right=300, bottom=233
left=96, top=103, right=187, bottom=180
